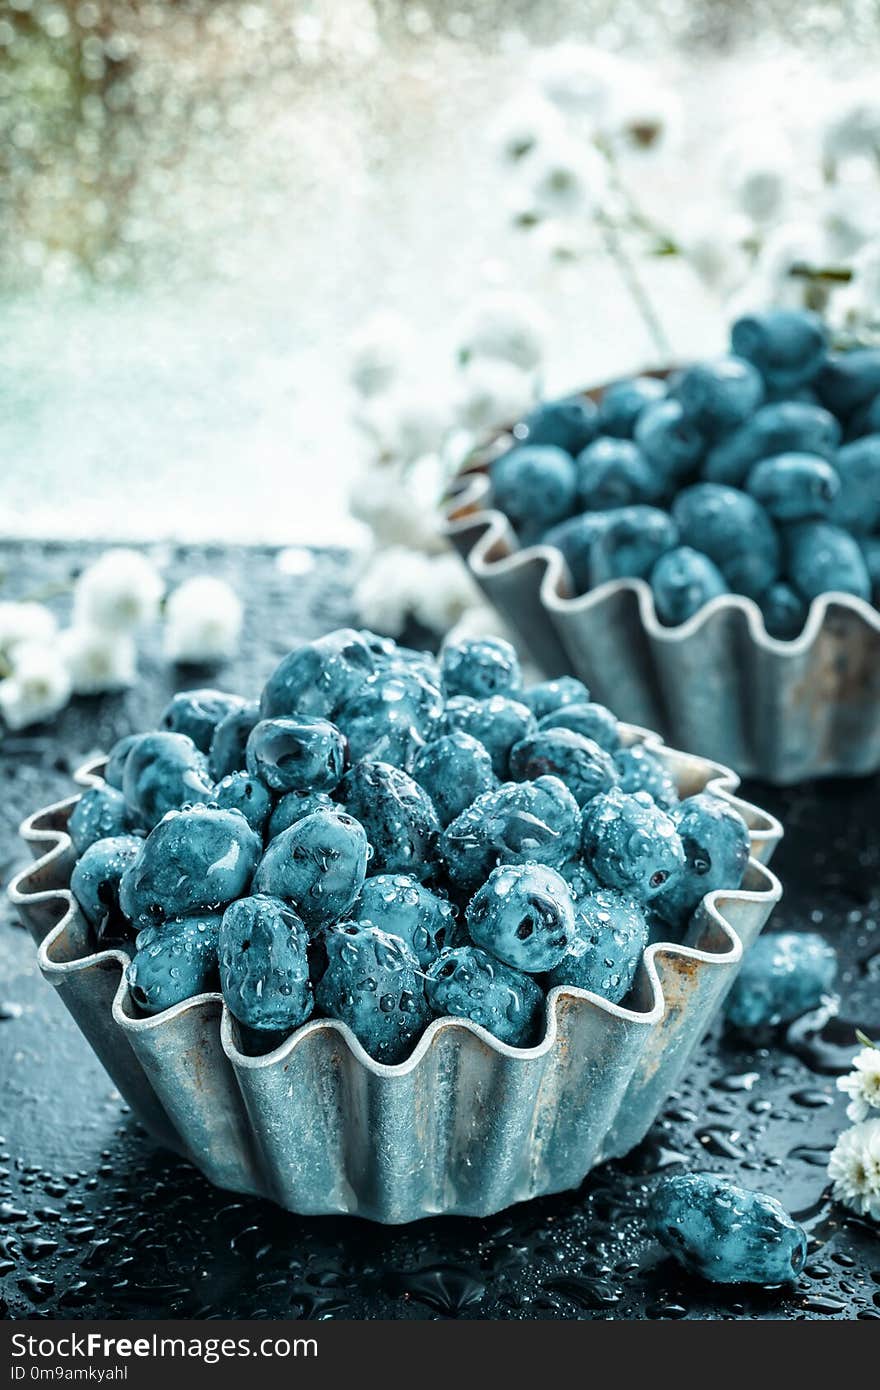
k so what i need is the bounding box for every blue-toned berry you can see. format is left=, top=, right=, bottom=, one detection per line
left=545, top=887, right=648, bottom=1002
left=119, top=805, right=262, bottom=930
left=467, top=862, right=574, bottom=972
left=816, top=347, right=880, bottom=418
left=260, top=627, right=375, bottom=720
left=127, top=912, right=221, bottom=1015
left=731, top=308, right=827, bottom=394
left=588, top=506, right=679, bottom=586
left=829, top=435, right=880, bottom=533
left=441, top=776, right=581, bottom=890
left=653, top=1173, right=807, bottom=1286
left=522, top=676, right=590, bottom=721
left=490, top=444, right=578, bottom=532
left=575, top=437, right=660, bottom=510
left=104, top=733, right=144, bottom=790
left=725, top=931, right=837, bottom=1028
left=71, top=834, right=143, bottom=943
left=650, top=546, right=728, bottom=625
left=758, top=581, right=809, bottom=640
left=597, top=375, right=666, bottom=438
left=353, top=873, right=455, bottom=966
left=558, top=855, right=601, bottom=902
left=582, top=787, right=685, bottom=902
left=266, top=790, right=335, bottom=842
left=634, top=399, right=704, bottom=483
left=653, top=792, right=750, bottom=927
left=673, top=355, right=764, bottom=436
left=440, top=636, right=522, bottom=700
left=122, top=731, right=213, bottom=829
left=846, top=389, right=880, bottom=439
left=252, top=808, right=368, bottom=928
left=515, top=394, right=598, bottom=456
left=211, top=771, right=272, bottom=835
left=784, top=520, right=871, bottom=602
left=69, top=785, right=133, bottom=854
left=672, top=483, right=780, bottom=598
left=159, top=689, right=246, bottom=754
left=860, top=535, right=880, bottom=601
left=245, top=715, right=346, bottom=794
left=340, top=761, right=440, bottom=880
left=425, top=945, right=543, bottom=1046
left=509, top=728, right=618, bottom=807
left=219, top=894, right=313, bottom=1032
left=613, top=743, right=679, bottom=811
left=315, top=923, right=429, bottom=1064
left=208, top=700, right=260, bottom=781
left=360, top=631, right=441, bottom=686
left=703, top=400, right=840, bottom=486
left=412, top=731, right=497, bottom=828
left=537, top=701, right=621, bottom=752
left=542, top=512, right=613, bottom=592
left=335, top=667, right=443, bottom=770
left=746, top=452, right=839, bottom=521
left=437, top=694, right=536, bottom=778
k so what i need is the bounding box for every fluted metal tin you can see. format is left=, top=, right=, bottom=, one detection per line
left=10, top=745, right=782, bottom=1223
left=445, top=420, right=880, bottom=785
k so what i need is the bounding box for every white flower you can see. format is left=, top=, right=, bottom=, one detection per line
left=726, top=139, right=791, bottom=224
left=353, top=546, right=433, bottom=636
left=74, top=548, right=164, bottom=634
left=60, top=625, right=137, bottom=695
left=359, top=387, right=451, bottom=463
left=0, top=641, right=72, bottom=730
left=525, top=140, right=609, bottom=219
left=454, top=358, right=536, bottom=436
left=678, top=212, right=751, bottom=294
left=348, top=311, right=413, bottom=397
left=752, top=220, right=832, bottom=309
left=823, top=86, right=880, bottom=172
left=411, top=553, right=481, bottom=635
left=531, top=218, right=588, bottom=263
left=489, top=95, right=567, bottom=164
left=164, top=577, right=243, bottom=664
left=829, top=238, right=880, bottom=335
left=600, top=69, right=680, bottom=150
left=827, top=1118, right=880, bottom=1221
left=531, top=43, right=622, bottom=123
left=0, top=602, right=57, bottom=659
left=348, top=461, right=447, bottom=554
left=838, top=1047, right=880, bottom=1123
left=456, top=292, right=547, bottom=372
left=822, top=179, right=877, bottom=259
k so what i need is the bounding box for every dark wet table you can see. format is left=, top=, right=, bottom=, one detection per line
left=1, top=541, right=878, bottom=1321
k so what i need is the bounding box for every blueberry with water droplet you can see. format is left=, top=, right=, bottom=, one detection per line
left=537, top=700, right=620, bottom=752
left=340, top=761, right=440, bottom=880
left=516, top=394, right=598, bottom=455
left=437, top=694, right=536, bottom=778
left=575, top=436, right=660, bottom=510
left=745, top=452, right=839, bottom=522
left=352, top=874, right=454, bottom=967
left=219, top=894, right=313, bottom=1033
left=672, top=355, right=765, bottom=437
left=509, top=728, right=618, bottom=807
left=71, top=835, right=143, bottom=945
left=522, top=676, right=590, bottom=722
left=545, top=888, right=648, bottom=1002
left=732, top=308, right=827, bottom=394
left=440, top=636, right=522, bottom=700
left=127, top=912, right=222, bottom=1015
left=260, top=628, right=375, bottom=720
left=703, top=399, right=840, bottom=487
left=253, top=808, right=368, bottom=929
left=103, top=733, right=144, bottom=790
left=315, top=923, right=429, bottom=1064
left=588, top=505, right=679, bottom=586
left=441, top=776, right=580, bottom=891
left=490, top=443, right=578, bottom=533
left=582, top=787, right=685, bottom=902
left=467, top=862, right=574, bottom=972
left=672, top=483, right=780, bottom=599
left=597, top=374, right=666, bottom=439
left=653, top=792, right=750, bottom=928
left=68, top=785, right=134, bottom=854
left=211, top=771, right=272, bottom=835
left=425, top=945, right=543, bottom=1046
left=411, top=731, right=497, bottom=828
left=266, top=790, right=335, bottom=843
left=613, top=743, right=679, bottom=811
left=122, top=731, right=213, bottom=829
left=334, top=667, right=443, bottom=770
left=652, top=1172, right=807, bottom=1285
left=159, top=689, right=246, bottom=754
left=207, top=700, right=260, bottom=781
left=245, top=715, right=346, bottom=794
left=725, top=931, right=837, bottom=1029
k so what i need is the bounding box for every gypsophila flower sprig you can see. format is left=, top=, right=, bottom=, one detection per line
left=827, top=1118, right=880, bottom=1222
left=837, top=1033, right=880, bottom=1123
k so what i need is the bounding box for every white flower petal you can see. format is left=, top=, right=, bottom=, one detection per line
left=164, top=577, right=243, bottom=664
left=0, top=602, right=58, bottom=656
left=828, top=1117, right=880, bottom=1222
left=456, top=292, right=548, bottom=372
left=60, top=625, right=137, bottom=695
left=74, top=549, right=164, bottom=634
left=0, top=642, right=72, bottom=730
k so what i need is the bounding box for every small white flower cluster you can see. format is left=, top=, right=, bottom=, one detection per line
left=0, top=551, right=243, bottom=732
left=828, top=1041, right=880, bottom=1222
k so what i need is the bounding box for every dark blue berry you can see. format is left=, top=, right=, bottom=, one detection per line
left=71, top=834, right=143, bottom=944
left=219, top=894, right=313, bottom=1032
left=260, top=628, right=375, bottom=720
left=576, top=437, right=660, bottom=510
left=652, top=1173, right=807, bottom=1285
left=746, top=452, right=839, bottom=521
left=467, top=862, right=574, bottom=972
left=490, top=444, right=578, bottom=532
left=613, top=743, right=679, bottom=811
left=127, top=913, right=221, bottom=1014
left=829, top=435, right=880, bottom=533
left=816, top=347, right=880, bottom=418
left=672, top=483, right=780, bottom=598
left=703, top=400, right=840, bottom=486
left=315, top=923, right=429, bottom=1064
left=252, top=808, right=368, bottom=928
left=673, top=355, right=764, bottom=436
left=211, top=771, right=272, bottom=835
left=440, top=636, right=522, bottom=700
left=69, top=785, right=133, bottom=854
left=334, top=668, right=443, bottom=770
left=758, top=581, right=808, bottom=640
left=653, top=792, right=750, bottom=927
left=650, top=546, right=728, bottom=625
left=441, top=776, right=581, bottom=890
left=634, top=399, right=704, bottom=483
left=425, top=945, right=543, bottom=1046
left=731, top=309, right=827, bottom=394
left=725, top=931, right=837, bottom=1028
left=582, top=787, right=685, bottom=902
left=509, top=728, right=618, bottom=807
left=159, top=689, right=246, bottom=754
left=340, top=761, right=440, bottom=880
left=515, top=394, right=598, bottom=455
left=537, top=701, right=620, bottom=751
left=207, top=701, right=260, bottom=781
left=245, top=715, right=346, bottom=794
left=542, top=512, right=613, bottom=592
left=103, top=733, right=144, bottom=790
left=588, top=505, right=679, bottom=586
left=784, top=520, right=871, bottom=602
left=522, top=676, right=590, bottom=721
left=122, top=731, right=213, bottom=829
left=597, top=375, right=666, bottom=438
left=266, top=790, right=335, bottom=842
left=352, top=873, right=455, bottom=966
left=545, top=887, right=648, bottom=1002
left=411, top=731, right=497, bottom=827
left=437, top=694, right=536, bottom=778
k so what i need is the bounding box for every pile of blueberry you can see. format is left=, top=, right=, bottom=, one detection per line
left=68, top=628, right=752, bottom=1064
left=488, top=309, right=880, bottom=637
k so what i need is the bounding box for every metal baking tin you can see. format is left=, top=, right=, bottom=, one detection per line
left=10, top=745, right=782, bottom=1223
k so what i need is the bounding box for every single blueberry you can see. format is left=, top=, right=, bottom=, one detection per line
left=425, top=945, right=544, bottom=1046
left=731, top=308, right=827, bottom=394
left=352, top=873, right=455, bottom=966
left=537, top=701, right=621, bottom=752
left=582, top=787, right=685, bottom=902
left=784, top=520, right=871, bottom=602
left=440, top=636, right=522, bottom=700
left=315, top=923, right=429, bottom=1064
left=828, top=435, right=880, bottom=533
left=159, top=689, right=246, bottom=754
left=650, top=546, right=728, bottom=626
left=545, top=887, right=648, bottom=1003
left=509, top=728, right=619, bottom=807
left=634, top=399, right=704, bottom=483
left=245, top=715, right=346, bottom=794
left=69, top=785, right=133, bottom=854
left=745, top=450, right=841, bottom=525
left=122, top=731, right=213, bottom=829
left=522, top=676, right=590, bottom=721
left=467, top=862, right=574, bottom=972
left=575, top=437, right=660, bottom=510
left=104, top=733, right=145, bottom=790
left=725, top=931, right=837, bottom=1028
left=703, top=400, right=841, bottom=486
left=266, top=790, right=335, bottom=842
left=860, top=535, right=880, bottom=602
left=653, top=792, right=751, bottom=927
left=816, top=347, right=880, bottom=418
left=588, top=506, right=679, bottom=587
left=207, top=700, right=260, bottom=781
left=211, top=771, right=272, bottom=835
left=252, top=808, right=369, bottom=929
left=542, top=511, right=614, bottom=593
left=490, top=444, right=578, bottom=532
left=558, top=855, right=601, bottom=902
left=758, top=581, right=809, bottom=640
left=437, top=694, right=536, bottom=778
left=219, top=894, right=313, bottom=1032
left=334, top=667, right=443, bottom=771
left=652, top=1173, right=807, bottom=1285
left=70, top=834, right=143, bottom=945
left=441, top=776, right=581, bottom=890
left=672, top=483, right=781, bottom=598
left=613, top=743, right=679, bottom=811
left=260, top=628, right=375, bottom=720
left=597, top=375, right=666, bottom=439
left=340, top=761, right=440, bottom=880
left=672, top=354, right=764, bottom=436
left=127, top=912, right=222, bottom=1015
left=411, top=731, right=497, bottom=828
left=360, top=631, right=441, bottom=686
left=514, top=394, right=599, bottom=456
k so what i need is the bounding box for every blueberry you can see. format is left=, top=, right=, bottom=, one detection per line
left=829, top=435, right=880, bottom=533
left=122, top=731, right=213, bottom=829
left=575, top=437, right=660, bottom=510
left=613, top=744, right=679, bottom=811
left=731, top=308, right=827, bottom=394
left=334, top=668, right=443, bottom=770
left=159, top=689, right=246, bottom=754
left=672, top=483, right=780, bottom=598
left=653, top=792, right=750, bottom=927
left=588, top=506, right=679, bottom=586
left=537, top=701, right=621, bottom=752
left=252, top=808, right=368, bottom=928
left=340, top=761, right=440, bottom=880
left=466, top=862, right=574, bottom=972
left=104, top=733, right=144, bottom=790
left=597, top=375, right=667, bottom=439
left=634, top=399, right=704, bottom=483
left=860, top=535, right=880, bottom=601
left=219, top=894, right=313, bottom=1032
left=784, top=520, right=871, bottom=602
left=543, top=511, right=615, bottom=593
left=119, top=805, right=262, bottom=930
left=440, top=636, right=522, bottom=700
left=425, top=945, right=544, bottom=1046
left=69, top=785, right=133, bottom=854
left=509, top=728, right=618, bottom=807
left=126, top=912, right=222, bottom=1015
left=411, top=731, right=497, bottom=827
left=522, top=676, right=590, bottom=721
left=352, top=873, right=455, bottom=966
left=703, top=401, right=840, bottom=486
left=260, top=628, right=375, bottom=720
left=652, top=1173, right=807, bottom=1286
left=558, top=855, right=601, bottom=902
left=745, top=452, right=840, bottom=521
left=650, top=546, right=728, bottom=625
left=211, top=771, right=272, bottom=835
left=315, top=923, right=429, bottom=1064
left=545, top=887, right=648, bottom=1003
left=725, top=931, right=837, bottom=1028
left=71, top=834, right=143, bottom=944
left=207, top=700, right=260, bottom=781
left=582, top=787, right=685, bottom=902
left=245, top=715, right=346, bottom=794
left=360, top=631, right=441, bottom=686
left=441, top=776, right=581, bottom=890
left=490, top=444, right=578, bottom=532
left=816, top=347, right=880, bottom=418
left=266, top=790, right=335, bottom=842
left=437, top=694, right=536, bottom=778
left=758, top=581, right=809, bottom=640
left=514, top=395, right=598, bottom=456
left=846, top=389, right=880, bottom=439
left=673, top=355, right=764, bottom=436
